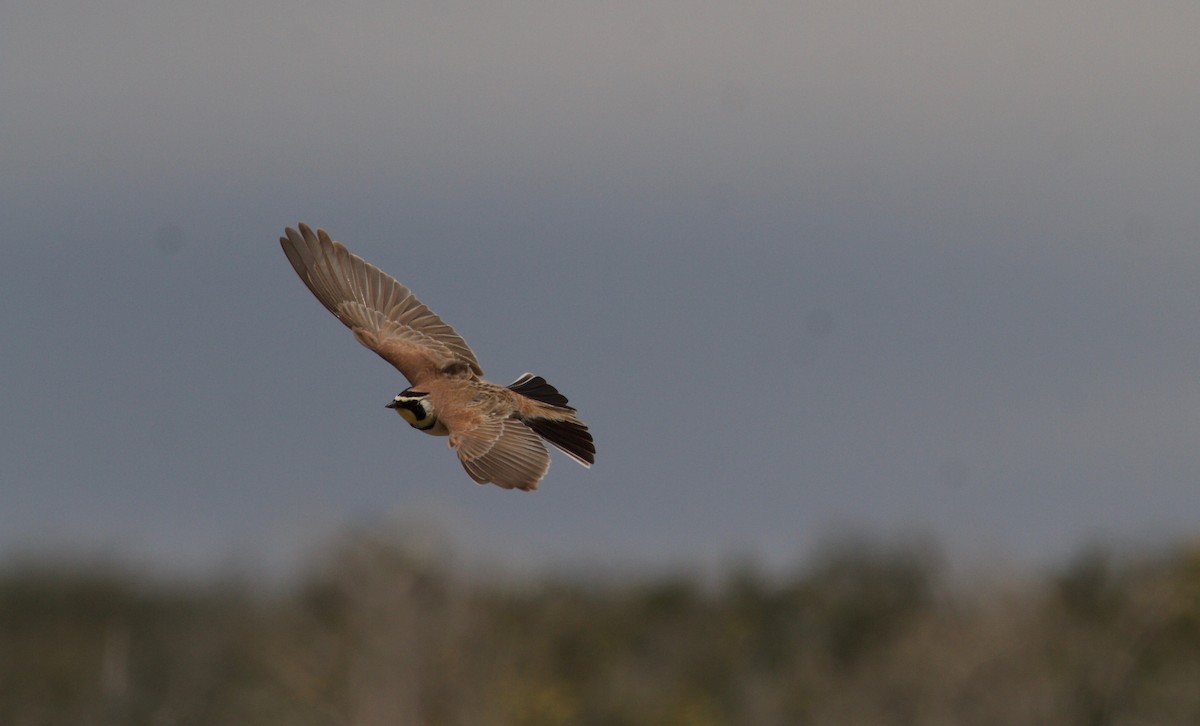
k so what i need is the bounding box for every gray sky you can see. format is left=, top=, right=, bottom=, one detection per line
left=4, top=0, right=1200, bottom=577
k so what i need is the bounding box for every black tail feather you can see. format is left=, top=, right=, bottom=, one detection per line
left=508, top=373, right=573, bottom=410
left=524, top=417, right=595, bottom=467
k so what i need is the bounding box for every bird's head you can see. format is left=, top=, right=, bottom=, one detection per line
left=386, top=389, right=436, bottom=430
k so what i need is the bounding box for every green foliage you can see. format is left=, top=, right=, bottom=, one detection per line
left=4, top=538, right=1200, bottom=724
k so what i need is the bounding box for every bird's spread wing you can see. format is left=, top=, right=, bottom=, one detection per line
left=280, top=224, right=483, bottom=385
left=452, top=416, right=551, bottom=491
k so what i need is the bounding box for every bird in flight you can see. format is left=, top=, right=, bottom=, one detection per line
left=280, top=223, right=595, bottom=491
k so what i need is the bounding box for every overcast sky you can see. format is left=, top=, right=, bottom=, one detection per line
left=3, top=0, right=1200, bottom=578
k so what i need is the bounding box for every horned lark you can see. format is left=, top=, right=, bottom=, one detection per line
left=280, top=223, right=595, bottom=491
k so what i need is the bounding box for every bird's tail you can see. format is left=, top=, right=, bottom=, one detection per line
left=509, top=373, right=596, bottom=467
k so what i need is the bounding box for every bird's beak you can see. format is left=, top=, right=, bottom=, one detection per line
left=385, top=401, right=400, bottom=409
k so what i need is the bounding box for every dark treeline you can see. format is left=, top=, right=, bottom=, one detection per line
left=3, top=533, right=1200, bottom=725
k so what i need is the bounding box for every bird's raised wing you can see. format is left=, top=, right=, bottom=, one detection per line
left=452, top=416, right=551, bottom=491
left=281, top=224, right=483, bottom=385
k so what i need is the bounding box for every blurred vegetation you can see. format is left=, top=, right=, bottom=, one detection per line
left=4, top=535, right=1200, bottom=725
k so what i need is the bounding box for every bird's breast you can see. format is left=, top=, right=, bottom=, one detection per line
left=421, top=418, right=450, bottom=436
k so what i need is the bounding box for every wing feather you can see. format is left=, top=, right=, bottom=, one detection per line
left=454, top=417, right=550, bottom=491
left=280, top=224, right=483, bottom=385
